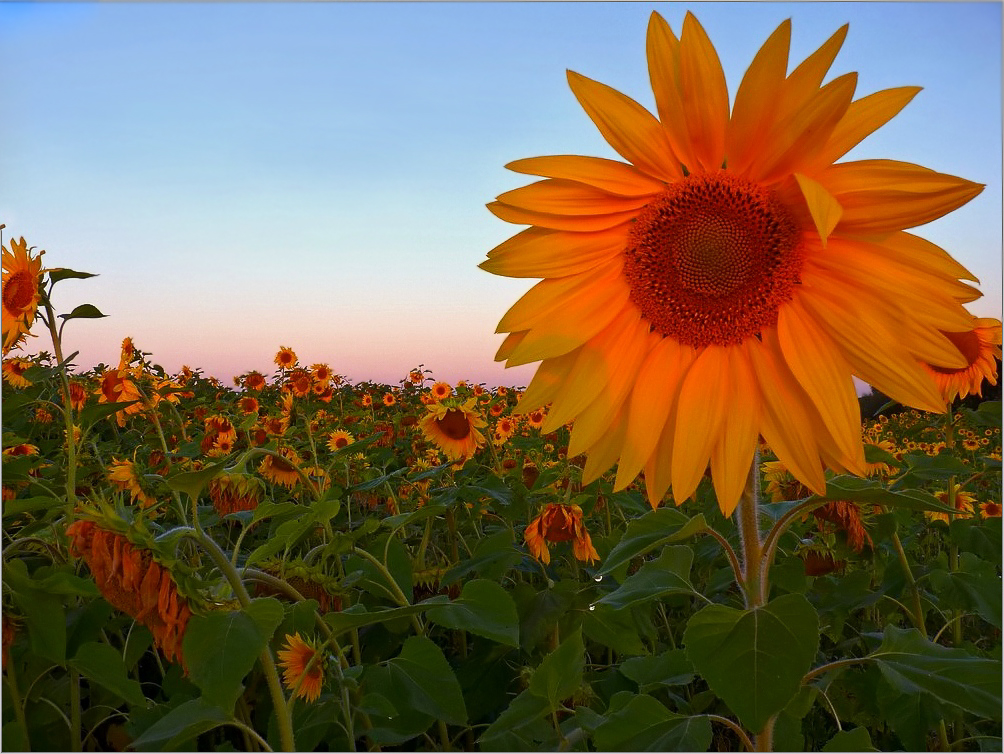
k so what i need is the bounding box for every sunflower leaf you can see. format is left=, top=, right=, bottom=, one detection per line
left=58, top=303, right=106, bottom=320
left=47, top=268, right=98, bottom=283
left=593, top=693, right=713, bottom=752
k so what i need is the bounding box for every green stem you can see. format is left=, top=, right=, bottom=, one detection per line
left=69, top=668, right=82, bottom=751
left=351, top=547, right=423, bottom=635
left=40, top=303, right=78, bottom=519
left=736, top=458, right=764, bottom=609
left=706, top=714, right=754, bottom=752
left=5, top=660, right=32, bottom=751
left=884, top=507, right=926, bottom=631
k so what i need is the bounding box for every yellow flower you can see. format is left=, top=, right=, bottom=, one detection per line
left=258, top=447, right=302, bottom=489
left=524, top=503, right=600, bottom=565
left=274, top=346, right=297, bottom=369
left=979, top=501, right=1002, bottom=518
left=419, top=398, right=487, bottom=462
left=922, top=317, right=1002, bottom=402
left=926, top=483, right=977, bottom=524
left=277, top=633, right=325, bottom=703
left=2, top=237, right=44, bottom=354
left=326, top=430, right=355, bottom=452
left=2, top=357, right=33, bottom=388
left=482, top=13, right=984, bottom=516
left=430, top=381, right=453, bottom=401
left=107, top=458, right=158, bottom=508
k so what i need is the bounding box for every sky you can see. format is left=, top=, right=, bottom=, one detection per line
left=2, top=1, right=1001, bottom=389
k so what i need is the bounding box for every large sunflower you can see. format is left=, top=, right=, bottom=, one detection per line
left=482, top=13, right=985, bottom=516
left=2, top=237, right=45, bottom=354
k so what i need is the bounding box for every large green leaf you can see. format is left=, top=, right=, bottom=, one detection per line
left=593, top=692, right=713, bottom=751
left=70, top=642, right=147, bottom=707
left=684, top=593, right=819, bottom=732
left=928, top=552, right=1002, bottom=628
left=323, top=599, right=449, bottom=635
left=426, top=579, right=519, bottom=646
left=871, top=625, right=1002, bottom=719
left=599, top=508, right=702, bottom=575
left=583, top=603, right=648, bottom=656
left=597, top=545, right=697, bottom=610
left=5, top=559, right=66, bottom=665
left=181, top=598, right=284, bottom=713
left=529, top=628, right=584, bottom=710
left=813, top=475, right=957, bottom=514
left=384, top=636, right=467, bottom=725
left=442, top=528, right=522, bottom=585
left=130, top=698, right=230, bottom=751
left=620, top=649, right=695, bottom=691
left=821, top=727, right=878, bottom=752
left=477, top=689, right=555, bottom=751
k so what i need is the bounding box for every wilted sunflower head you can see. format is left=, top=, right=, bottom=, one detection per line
left=483, top=11, right=986, bottom=516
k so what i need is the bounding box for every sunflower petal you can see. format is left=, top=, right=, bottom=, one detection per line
left=812, top=86, right=922, bottom=169
left=679, top=12, right=729, bottom=170
left=780, top=23, right=848, bottom=112
left=777, top=297, right=863, bottom=466
left=515, top=350, right=579, bottom=412
left=794, top=173, right=842, bottom=247
left=566, top=70, right=683, bottom=182
left=581, top=407, right=630, bottom=485
left=646, top=12, right=696, bottom=172
left=496, top=179, right=652, bottom=216
left=726, top=19, right=791, bottom=174
left=710, top=346, right=760, bottom=517
left=644, top=399, right=680, bottom=509
left=505, top=155, right=666, bottom=197
left=481, top=226, right=627, bottom=279
left=671, top=345, right=729, bottom=503
left=494, top=331, right=526, bottom=362
left=615, top=336, right=695, bottom=491
left=487, top=200, right=640, bottom=232
left=882, top=231, right=979, bottom=284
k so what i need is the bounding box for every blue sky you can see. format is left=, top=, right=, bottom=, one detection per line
left=2, top=2, right=1000, bottom=388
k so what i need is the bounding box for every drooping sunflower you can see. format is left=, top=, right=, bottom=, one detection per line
left=419, top=397, right=487, bottom=461
left=921, top=317, right=1002, bottom=402
left=259, top=447, right=302, bottom=489
left=524, top=502, right=600, bottom=565
left=2, top=237, right=45, bottom=354
left=243, top=371, right=267, bottom=391
left=482, top=12, right=985, bottom=516
left=277, top=633, right=325, bottom=703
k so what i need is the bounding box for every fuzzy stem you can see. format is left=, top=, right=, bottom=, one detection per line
left=884, top=507, right=926, bottom=631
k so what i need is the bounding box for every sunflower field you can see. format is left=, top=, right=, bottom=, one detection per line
left=4, top=8, right=1004, bottom=753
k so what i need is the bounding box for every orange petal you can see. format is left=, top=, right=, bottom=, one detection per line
left=505, top=155, right=667, bottom=197
left=515, top=350, right=579, bottom=412
left=779, top=23, right=848, bottom=116
left=494, top=331, right=526, bottom=362
left=646, top=12, right=696, bottom=172
left=487, top=200, right=640, bottom=232
left=794, top=173, right=842, bottom=247
left=671, top=345, right=729, bottom=503
left=679, top=12, right=729, bottom=170
left=481, top=226, right=628, bottom=279
left=496, top=179, right=652, bottom=216
left=710, top=346, right=760, bottom=516
left=566, top=70, right=683, bottom=182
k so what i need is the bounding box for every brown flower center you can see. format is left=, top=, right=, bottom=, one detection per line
left=436, top=409, right=471, bottom=440
left=3, top=270, right=37, bottom=315
left=623, top=171, right=804, bottom=347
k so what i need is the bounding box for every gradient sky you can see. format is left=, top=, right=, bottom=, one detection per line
left=2, top=2, right=1001, bottom=388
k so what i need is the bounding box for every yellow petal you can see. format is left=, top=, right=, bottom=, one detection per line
left=679, top=12, right=729, bottom=170
left=581, top=406, right=629, bottom=485
left=881, top=230, right=979, bottom=284
left=515, top=350, right=579, bottom=412
left=566, top=70, right=683, bottom=182
left=810, top=86, right=922, bottom=170
left=671, top=345, right=729, bottom=503
left=496, top=179, right=652, bottom=216
left=751, top=72, right=857, bottom=184
left=646, top=12, right=696, bottom=172
left=487, top=200, right=640, bottom=232
left=710, top=345, right=760, bottom=516
left=481, top=226, right=627, bottom=279
left=543, top=307, right=643, bottom=431
left=820, top=159, right=984, bottom=234
left=615, top=336, right=694, bottom=491
left=494, top=331, right=526, bottom=362
left=794, top=173, right=843, bottom=247
left=748, top=333, right=827, bottom=495
left=779, top=23, right=848, bottom=115
left=566, top=315, right=654, bottom=456
left=497, top=258, right=622, bottom=333
left=644, top=400, right=680, bottom=509
left=726, top=19, right=791, bottom=174
left=505, top=155, right=667, bottom=197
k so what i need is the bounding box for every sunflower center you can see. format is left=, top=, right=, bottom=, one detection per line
left=623, top=170, right=804, bottom=347
left=3, top=270, right=37, bottom=314
left=436, top=409, right=471, bottom=440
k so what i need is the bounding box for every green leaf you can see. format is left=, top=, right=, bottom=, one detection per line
left=871, top=625, right=1002, bottom=719
left=5, top=560, right=66, bottom=665
left=597, top=545, right=697, bottom=610
left=821, top=726, right=878, bottom=752
left=620, top=649, right=695, bottom=691
left=928, top=552, right=1002, bottom=628
left=441, top=528, right=521, bottom=585
left=48, top=268, right=98, bottom=283
left=165, top=459, right=228, bottom=500
left=181, top=598, right=284, bottom=713
left=426, top=579, right=519, bottom=646
left=593, top=692, right=713, bottom=752
left=323, top=600, right=449, bottom=635
left=598, top=507, right=695, bottom=575
left=130, top=698, right=230, bottom=751
left=77, top=400, right=140, bottom=427
left=2, top=495, right=63, bottom=517
left=382, top=502, right=450, bottom=530
left=583, top=603, right=648, bottom=656
left=385, top=636, right=467, bottom=725
left=70, top=642, right=147, bottom=707
left=684, top=593, right=819, bottom=732
left=529, top=628, right=584, bottom=710
left=477, top=688, right=555, bottom=751
left=815, top=475, right=958, bottom=514
left=58, top=303, right=106, bottom=320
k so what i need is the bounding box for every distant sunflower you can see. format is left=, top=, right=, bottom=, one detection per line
left=311, top=363, right=333, bottom=385
left=275, top=346, right=297, bottom=369
left=327, top=430, right=355, bottom=452
left=382, top=392, right=396, bottom=407
left=238, top=395, right=260, bottom=415
left=244, top=371, right=267, bottom=391
left=979, top=501, right=1002, bottom=518
left=288, top=369, right=313, bottom=398
left=926, top=483, right=977, bottom=524
left=483, top=12, right=984, bottom=516
left=430, top=381, right=453, bottom=401
left=419, top=398, right=487, bottom=461
left=922, top=317, right=1002, bottom=402
left=2, top=237, right=45, bottom=354
left=107, top=458, right=158, bottom=508
left=2, top=357, right=33, bottom=389
left=259, top=447, right=302, bottom=489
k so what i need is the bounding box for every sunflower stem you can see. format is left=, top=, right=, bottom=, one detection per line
left=40, top=296, right=78, bottom=521
left=883, top=507, right=926, bottom=631
left=736, top=455, right=764, bottom=609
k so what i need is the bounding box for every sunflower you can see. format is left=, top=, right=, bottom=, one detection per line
left=922, top=317, right=1002, bottom=402
left=979, top=501, right=1002, bottom=518
left=277, top=633, right=325, bottom=703
left=259, top=447, right=302, bottom=489
left=524, top=502, right=600, bottom=565
left=107, top=458, right=158, bottom=508
left=311, top=363, right=333, bottom=385
left=419, top=398, right=487, bottom=461
left=96, top=368, right=144, bottom=427
left=327, top=430, right=355, bottom=452
left=2, top=357, right=33, bottom=388
left=482, top=12, right=984, bottom=516
left=209, top=472, right=264, bottom=516
left=274, top=346, right=297, bottom=369
left=238, top=395, right=260, bottom=415
left=243, top=371, right=267, bottom=391
left=2, top=237, right=45, bottom=354
left=430, top=381, right=453, bottom=401
left=926, top=483, right=977, bottom=524
left=382, top=392, right=396, bottom=407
